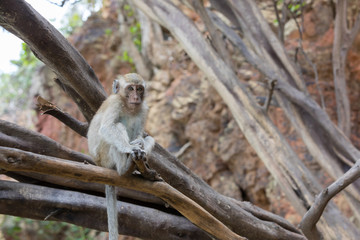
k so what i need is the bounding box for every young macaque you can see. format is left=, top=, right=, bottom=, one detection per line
left=87, top=73, right=155, bottom=240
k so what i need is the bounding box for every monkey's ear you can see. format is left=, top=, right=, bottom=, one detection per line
left=112, top=79, right=120, bottom=94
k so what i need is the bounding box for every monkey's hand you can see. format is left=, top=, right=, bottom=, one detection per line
left=130, top=138, right=145, bottom=150
left=130, top=147, right=145, bottom=161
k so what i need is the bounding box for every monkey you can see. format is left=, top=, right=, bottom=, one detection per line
left=87, top=73, right=155, bottom=240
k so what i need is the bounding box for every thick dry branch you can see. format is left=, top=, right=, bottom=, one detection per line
left=300, top=159, right=360, bottom=240
left=37, top=96, right=88, bottom=137
left=189, top=0, right=233, bottom=68
left=0, top=180, right=209, bottom=240
left=0, top=147, right=245, bottom=240
left=5, top=171, right=164, bottom=206
left=135, top=1, right=360, bottom=239
left=332, top=0, right=352, bottom=137
left=223, top=0, right=360, bottom=223
left=0, top=120, right=305, bottom=240
left=0, top=119, right=93, bottom=165
left=150, top=145, right=305, bottom=239
left=0, top=0, right=107, bottom=120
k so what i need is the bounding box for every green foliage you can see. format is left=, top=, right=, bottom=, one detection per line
left=0, top=43, right=40, bottom=113
left=130, top=22, right=142, bottom=51
left=60, top=11, right=83, bottom=36
left=119, top=50, right=133, bottom=64
left=288, top=1, right=305, bottom=15
left=123, top=4, right=134, bottom=17
left=1, top=216, right=103, bottom=240
left=10, top=43, right=38, bottom=68
left=104, top=28, right=113, bottom=37
left=123, top=4, right=142, bottom=51
left=273, top=0, right=306, bottom=24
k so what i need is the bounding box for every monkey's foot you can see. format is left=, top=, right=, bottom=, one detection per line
left=132, top=158, right=163, bottom=181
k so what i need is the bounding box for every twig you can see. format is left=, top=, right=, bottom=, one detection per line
left=272, top=0, right=286, bottom=43
left=174, top=142, right=192, bottom=158
left=37, top=96, right=89, bottom=137
left=300, top=159, right=360, bottom=240
left=264, top=79, right=277, bottom=112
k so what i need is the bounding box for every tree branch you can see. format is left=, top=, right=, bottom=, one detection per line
left=5, top=171, right=164, bottom=206
left=135, top=1, right=360, bottom=239
left=0, top=147, right=245, bottom=240
left=189, top=0, right=233, bottom=68
left=0, top=119, right=305, bottom=240
left=37, top=96, right=88, bottom=137
left=0, top=0, right=107, bottom=120
left=300, top=159, right=360, bottom=240
left=264, top=79, right=277, bottom=112
left=332, top=0, right=351, bottom=137
left=0, top=119, right=93, bottom=165
left=0, top=180, right=209, bottom=240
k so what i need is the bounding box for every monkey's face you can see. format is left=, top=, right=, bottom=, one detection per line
left=124, top=84, right=144, bottom=110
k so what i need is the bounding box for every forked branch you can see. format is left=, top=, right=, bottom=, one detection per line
left=300, top=159, right=360, bottom=240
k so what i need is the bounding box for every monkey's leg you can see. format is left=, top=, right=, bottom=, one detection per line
left=105, top=185, right=118, bottom=240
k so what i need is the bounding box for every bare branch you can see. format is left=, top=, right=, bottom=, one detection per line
left=135, top=1, right=359, bottom=238
left=300, top=160, right=360, bottom=240
left=332, top=0, right=351, bottom=136
left=0, top=119, right=94, bottom=164
left=0, top=147, right=245, bottom=240
left=189, top=0, right=233, bottom=68
left=264, top=79, right=277, bottom=112
left=37, top=96, right=88, bottom=137
left=0, top=180, right=209, bottom=240
left=0, top=120, right=306, bottom=240
left=0, top=0, right=107, bottom=120
left=272, top=0, right=285, bottom=43
left=5, top=171, right=164, bottom=206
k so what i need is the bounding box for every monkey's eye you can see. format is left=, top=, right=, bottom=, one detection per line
left=127, top=86, right=134, bottom=91
left=137, top=87, right=144, bottom=93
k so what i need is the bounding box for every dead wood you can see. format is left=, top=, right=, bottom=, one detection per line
left=37, top=96, right=88, bottom=138
left=1, top=0, right=359, bottom=239
left=332, top=0, right=360, bottom=137
left=300, top=159, right=360, bottom=240
left=0, top=1, right=308, bottom=239
left=0, top=0, right=106, bottom=121
left=0, top=119, right=93, bottom=164
left=134, top=1, right=360, bottom=239
left=5, top=171, right=164, bottom=206
left=0, top=180, right=209, bottom=240
left=0, top=147, right=245, bottom=240
left=0, top=119, right=304, bottom=240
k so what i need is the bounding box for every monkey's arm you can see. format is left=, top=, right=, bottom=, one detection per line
left=130, top=135, right=154, bottom=154
left=143, top=135, right=155, bottom=154
left=99, top=108, right=138, bottom=154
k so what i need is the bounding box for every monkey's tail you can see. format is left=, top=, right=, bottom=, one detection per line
left=105, top=184, right=118, bottom=240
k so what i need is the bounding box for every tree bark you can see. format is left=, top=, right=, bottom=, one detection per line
left=0, top=146, right=245, bottom=240
left=1, top=0, right=359, bottom=239
left=0, top=180, right=209, bottom=240
left=0, top=119, right=304, bottom=240
left=134, top=1, right=360, bottom=239
left=0, top=0, right=107, bottom=121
